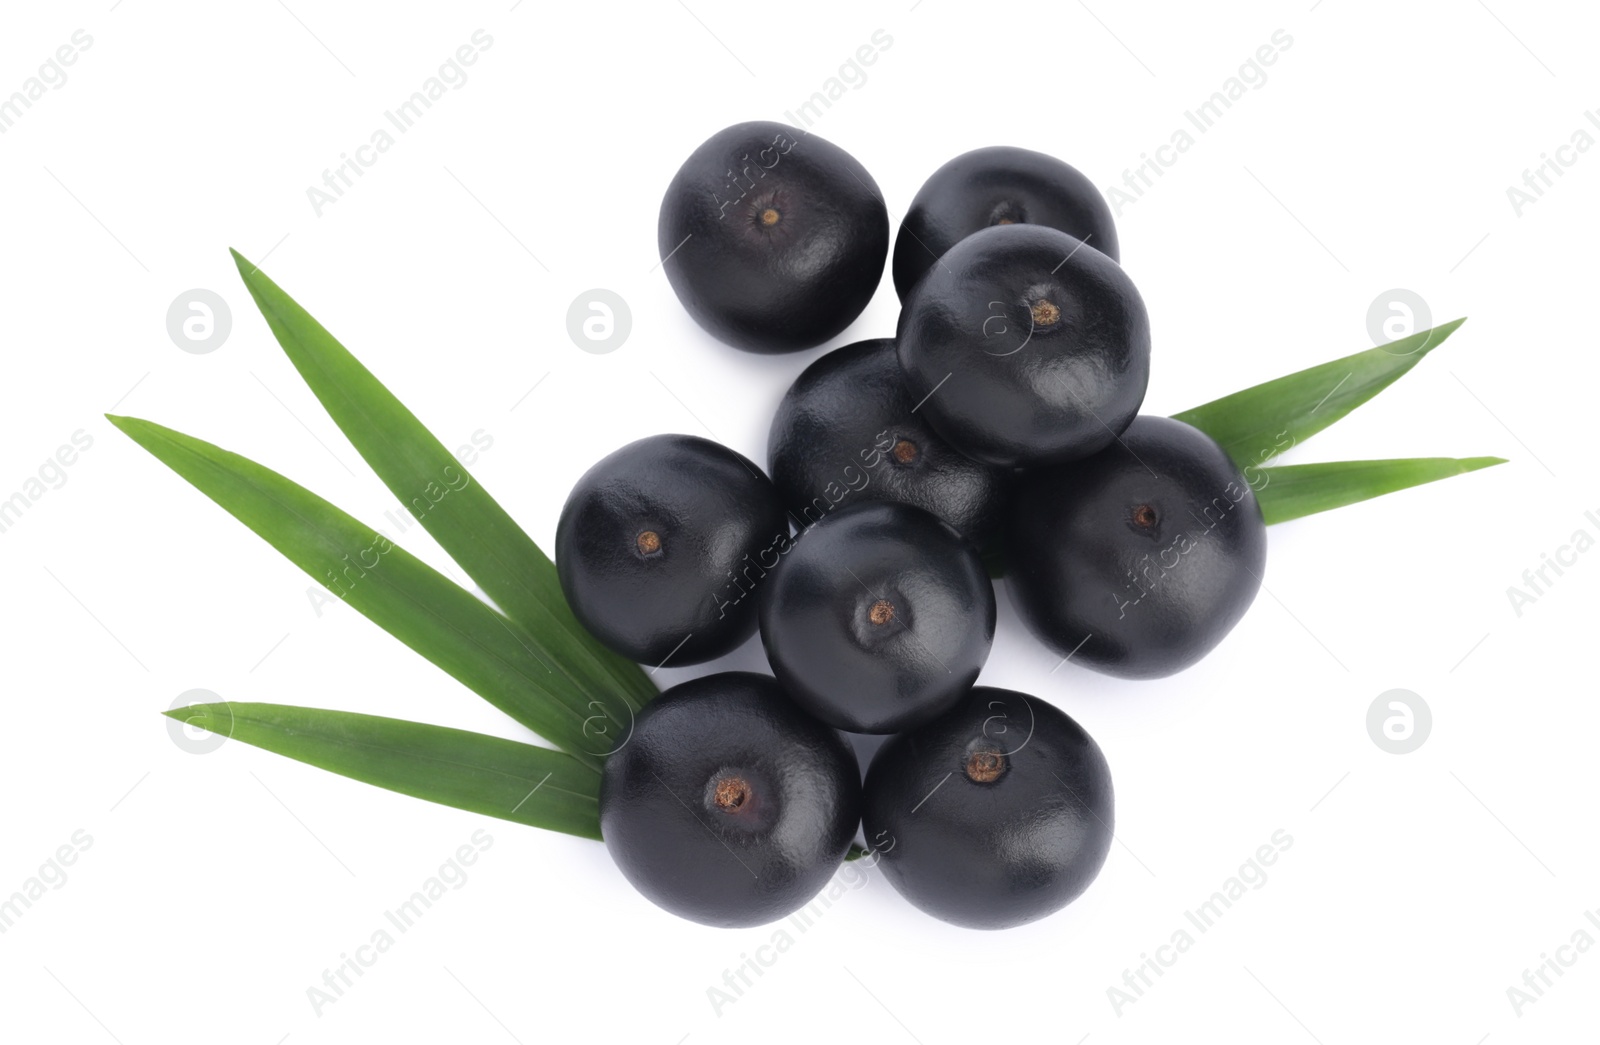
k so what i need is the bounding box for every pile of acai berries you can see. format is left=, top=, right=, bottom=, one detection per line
left=555, top=122, right=1267, bottom=930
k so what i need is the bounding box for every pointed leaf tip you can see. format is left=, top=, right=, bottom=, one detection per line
left=109, top=417, right=619, bottom=768
left=1173, top=318, right=1469, bottom=469
left=1255, top=454, right=1506, bottom=526
left=226, top=248, right=657, bottom=715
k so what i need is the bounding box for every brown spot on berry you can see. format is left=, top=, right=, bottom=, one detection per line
left=713, top=776, right=751, bottom=812
left=892, top=438, right=918, bottom=464
left=965, top=749, right=1006, bottom=783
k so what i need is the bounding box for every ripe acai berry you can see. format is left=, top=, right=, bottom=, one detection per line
left=555, top=434, right=788, bottom=667
left=897, top=223, right=1151, bottom=467
left=767, top=338, right=1012, bottom=545
left=658, top=121, right=889, bottom=353
left=599, top=672, right=861, bottom=928
left=759, top=501, right=995, bottom=734
left=892, top=145, right=1120, bottom=302
left=862, top=687, right=1115, bottom=930
left=1006, top=415, right=1268, bottom=679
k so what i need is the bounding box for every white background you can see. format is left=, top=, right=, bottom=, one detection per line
left=2, top=0, right=1596, bottom=1042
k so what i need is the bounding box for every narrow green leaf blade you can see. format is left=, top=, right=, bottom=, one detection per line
left=168, top=702, right=601, bottom=840
left=109, top=414, right=623, bottom=770
left=1172, top=319, right=1466, bottom=468
left=1255, top=456, right=1506, bottom=525
left=229, top=249, right=654, bottom=711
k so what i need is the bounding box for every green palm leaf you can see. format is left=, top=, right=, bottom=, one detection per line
left=1173, top=319, right=1466, bottom=469
left=168, top=701, right=602, bottom=839
left=109, top=414, right=629, bottom=770
left=229, top=249, right=654, bottom=713
left=1253, top=456, right=1506, bottom=525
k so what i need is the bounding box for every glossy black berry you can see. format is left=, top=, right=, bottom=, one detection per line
left=862, top=687, right=1114, bottom=930
left=1007, top=416, right=1268, bottom=679
left=759, top=502, right=995, bottom=734
left=658, top=121, right=889, bottom=353
left=555, top=434, right=788, bottom=667
left=599, top=672, right=861, bottom=928
left=767, top=338, right=1012, bottom=545
left=897, top=223, right=1151, bottom=467
left=892, top=145, right=1119, bottom=302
